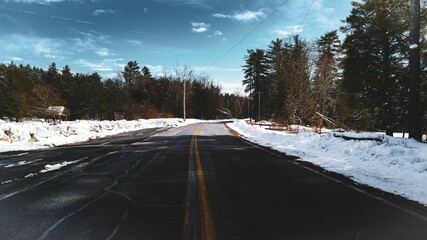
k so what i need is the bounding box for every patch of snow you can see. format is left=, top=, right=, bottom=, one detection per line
left=227, top=120, right=427, bottom=206
left=0, top=118, right=203, bottom=153
left=24, top=173, right=37, bottom=178
left=1, top=180, right=13, bottom=184
left=39, top=160, right=80, bottom=173
left=410, top=44, right=418, bottom=49
left=3, top=158, right=43, bottom=168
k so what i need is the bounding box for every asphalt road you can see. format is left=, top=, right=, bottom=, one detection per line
left=0, top=122, right=427, bottom=240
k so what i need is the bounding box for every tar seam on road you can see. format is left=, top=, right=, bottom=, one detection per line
left=183, top=126, right=217, bottom=240
left=38, top=153, right=144, bottom=239
left=226, top=126, right=427, bottom=224
left=106, top=210, right=129, bottom=240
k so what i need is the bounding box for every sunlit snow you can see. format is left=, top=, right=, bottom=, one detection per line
left=1, top=118, right=426, bottom=207
left=0, top=118, right=200, bottom=152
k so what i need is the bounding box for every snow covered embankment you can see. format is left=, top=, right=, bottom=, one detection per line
left=0, top=118, right=198, bottom=153
left=227, top=120, right=427, bottom=206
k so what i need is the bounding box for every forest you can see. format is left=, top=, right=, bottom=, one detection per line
left=0, top=0, right=426, bottom=138
left=242, top=0, right=427, bottom=137
left=0, top=62, right=247, bottom=121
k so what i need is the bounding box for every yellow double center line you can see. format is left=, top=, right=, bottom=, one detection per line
left=184, top=126, right=217, bottom=240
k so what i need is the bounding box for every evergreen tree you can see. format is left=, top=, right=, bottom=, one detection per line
left=340, top=0, right=409, bottom=135
left=121, top=60, right=141, bottom=87
left=142, top=66, right=153, bottom=79
left=242, top=49, right=268, bottom=121
left=266, top=38, right=285, bottom=119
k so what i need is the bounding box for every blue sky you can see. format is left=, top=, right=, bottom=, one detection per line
left=0, top=0, right=353, bottom=93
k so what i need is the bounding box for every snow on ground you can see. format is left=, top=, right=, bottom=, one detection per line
left=227, top=120, right=427, bottom=206
left=0, top=118, right=201, bottom=153
left=2, top=118, right=426, bottom=206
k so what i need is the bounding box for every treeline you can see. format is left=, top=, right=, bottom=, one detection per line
left=0, top=62, right=247, bottom=120
left=242, top=0, right=427, bottom=136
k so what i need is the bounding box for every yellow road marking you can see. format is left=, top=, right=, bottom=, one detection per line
left=194, top=127, right=216, bottom=240
left=184, top=126, right=216, bottom=240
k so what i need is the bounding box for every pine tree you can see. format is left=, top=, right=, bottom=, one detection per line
left=142, top=66, right=153, bottom=79
left=242, top=49, right=268, bottom=121
left=266, top=38, right=285, bottom=119
left=341, top=0, right=409, bottom=135
left=121, top=60, right=141, bottom=87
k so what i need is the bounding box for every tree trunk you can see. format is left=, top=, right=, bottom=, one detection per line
left=386, top=128, right=393, bottom=137
left=409, top=0, right=422, bottom=141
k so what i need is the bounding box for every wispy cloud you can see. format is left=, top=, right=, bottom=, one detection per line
left=52, top=15, right=96, bottom=25
left=2, top=7, right=96, bottom=25
left=274, top=25, right=304, bottom=38
left=5, top=0, right=74, bottom=5
left=95, top=48, right=110, bottom=57
left=44, top=54, right=60, bottom=59
left=154, top=0, right=212, bottom=9
left=0, top=7, right=36, bottom=15
left=1, top=34, right=71, bottom=64
left=145, top=64, right=165, bottom=76
left=72, top=30, right=111, bottom=50
left=233, top=10, right=265, bottom=22
left=214, top=30, right=222, bottom=36
left=50, top=15, right=72, bottom=21
left=191, top=22, right=210, bottom=33
left=92, top=9, right=116, bottom=16
left=76, top=59, right=113, bottom=72
left=125, top=40, right=143, bottom=45
left=33, top=41, right=51, bottom=54
left=72, top=37, right=95, bottom=51
left=75, top=19, right=97, bottom=25
left=208, top=30, right=224, bottom=39
left=213, top=10, right=265, bottom=22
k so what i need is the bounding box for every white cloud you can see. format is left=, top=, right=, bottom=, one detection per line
left=214, top=30, right=223, bottom=36
left=1, top=34, right=70, bottom=62
left=212, top=13, right=227, bottom=19
left=6, top=0, right=67, bottom=4
left=154, top=0, right=211, bottom=9
left=274, top=25, right=304, bottom=38
left=312, top=0, right=323, bottom=9
left=213, top=10, right=265, bottom=22
left=125, top=40, right=143, bottom=45
left=95, top=48, right=109, bottom=57
left=12, top=57, right=23, bottom=61
left=191, top=22, right=210, bottom=33
left=44, top=54, right=59, bottom=59
left=92, top=9, right=116, bottom=16
left=145, top=65, right=165, bottom=76
left=75, top=20, right=96, bottom=25
left=50, top=15, right=72, bottom=21
left=33, top=42, right=51, bottom=54
left=72, top=37, right=95, bottom=51
left=233, top=10, right=265, bottom=22
left=77, top=59, right=113, bottom=72
left=70, top=31, right=111, bottom=52
left=208, top=30, right=224, bottom=39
